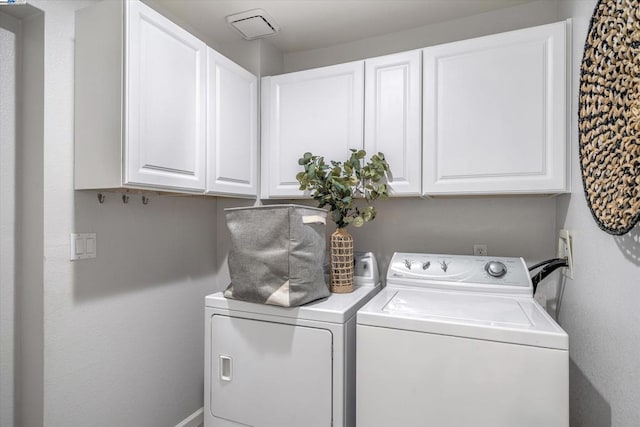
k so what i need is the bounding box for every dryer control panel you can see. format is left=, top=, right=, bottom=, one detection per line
left=387, top=252, right=532, bottom=296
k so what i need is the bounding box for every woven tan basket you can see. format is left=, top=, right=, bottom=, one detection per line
left=330, top=228, right=354, bottom=293
left=579, top=0, right=640, bottom=235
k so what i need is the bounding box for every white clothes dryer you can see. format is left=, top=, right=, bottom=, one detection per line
left=356, top=252, right=568, bottom=427
left=205, top=253, right=380, bottom=427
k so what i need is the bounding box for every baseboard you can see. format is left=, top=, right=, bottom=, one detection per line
left=176, top=407, right=204, bottom=427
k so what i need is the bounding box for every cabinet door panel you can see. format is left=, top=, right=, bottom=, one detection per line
left=263, top=61, right=364, bottom=198
left=423, top=21, right=567, bottom=195
left=126, top=0, right=206, bottom=191
left=206, top=49, right=257, bottom=196
left=210, top=315, right=332, bottom=427
left=365, top=51, right=422, bottom=196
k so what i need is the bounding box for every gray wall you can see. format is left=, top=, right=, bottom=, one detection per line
left=557, top=1, right=640, bottom=426
left=274, top=1, right=638, bottom=425
left=213, top=3, right=566, bottom=309
left=16, top=1, right=219, bottom=425
left=7, top=1, right=280, bottom=425
left=267, top=0, right=564, bottom=301
left=0, top=11, right=18, bottom=427
left=18, top=9, right=45, bottom=427
left=11, top=0, right=639, bottom=426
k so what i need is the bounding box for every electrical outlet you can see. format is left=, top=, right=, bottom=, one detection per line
left=473, top=244, right=488, bottom=256
left=557, top=230, right=573, bottom=279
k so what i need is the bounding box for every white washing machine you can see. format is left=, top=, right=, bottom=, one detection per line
left=357, top=252, right=569, bottom=427
left=205, top=253, right=380, bottom=427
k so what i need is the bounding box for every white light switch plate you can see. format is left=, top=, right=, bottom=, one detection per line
left=70, top=233, right=96, bottom=260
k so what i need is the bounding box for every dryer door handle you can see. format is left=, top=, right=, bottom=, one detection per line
left=219, top=355, right=233, bottom=381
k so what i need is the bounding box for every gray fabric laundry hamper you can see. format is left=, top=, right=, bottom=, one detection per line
left=224, top=204, right=329, bottom=307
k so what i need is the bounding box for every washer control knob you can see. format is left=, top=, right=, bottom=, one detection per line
left=404, top=259, right=412, bottom=270
left=485, top=261, right=507, bottom=278
left=422, top=261, right=431, bottom=270
left=440, top=261, right=449, bottom=272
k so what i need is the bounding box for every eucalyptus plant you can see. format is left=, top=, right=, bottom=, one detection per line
left=296, top=149, right=391, bottom=228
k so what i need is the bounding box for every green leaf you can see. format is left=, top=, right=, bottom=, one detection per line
left=309, top=164, right=318, bottom=179
left=362, top=207, right=374, bottom=222
left=293, top=149, right=391, bottom=228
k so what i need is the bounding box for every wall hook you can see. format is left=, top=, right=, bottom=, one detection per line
left=122, top=194, right=129, bottom=204
left=141, top=195, right=149, bottom=205
left=97, top=193, right=106, bottom=204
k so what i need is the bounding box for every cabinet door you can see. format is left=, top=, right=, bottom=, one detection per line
left=262, top=61, right=364, bottom=198
left=210, top=315, right=333, bottom=427
left=423, top=21, right=567, bottom=195
left=126, top=0, right=206, bottom=191
left=206, top=49, right=257, bottom=197
left=365, top=51, right=422, bottom=196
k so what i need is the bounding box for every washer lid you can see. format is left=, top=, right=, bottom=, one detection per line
left=357, top=288, right=568, bottom=350
left=206, top=283, right=380, bottom=324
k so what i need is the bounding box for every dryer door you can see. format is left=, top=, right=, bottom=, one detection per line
left=210, top=315, right=333, bottom=427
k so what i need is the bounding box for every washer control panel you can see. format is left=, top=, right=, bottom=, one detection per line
left=387, top=252, right=532, bottom=295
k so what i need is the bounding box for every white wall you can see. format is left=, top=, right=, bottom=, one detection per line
left=13, top=1, right=220, bottom=426
left=257, top=39, right=284, bottom=77
left=556, top=1, right=640, bottom=426
left=14, top=7, right=45, bottom=427
left=0, top=11, right=19, bottom=427
left=283, top=0, right=559, bottom=72
left=51, top=192, right=217, bottom=426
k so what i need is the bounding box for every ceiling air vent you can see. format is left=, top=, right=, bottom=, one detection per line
left=226, top=9, right=280, bottom=40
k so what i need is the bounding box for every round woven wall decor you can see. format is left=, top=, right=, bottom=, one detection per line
left=579, top=0, right=640, bottom=235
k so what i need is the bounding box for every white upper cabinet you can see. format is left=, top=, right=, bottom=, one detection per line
left=76, top=0, right=256, bottom=196
left=365, top=50, right=422, bottom=196
left=422, top=21, right=568, bottom=195
left=126, top=0, right=206, bottom=191
left=261, top=61, right=365, bottom=198
left=206, top=49, right=258, bottom=197
left=76, top=2, right=567, bottom=199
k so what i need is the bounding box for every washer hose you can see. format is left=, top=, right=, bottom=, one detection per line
left=530, top=258, right=569, bottom=294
